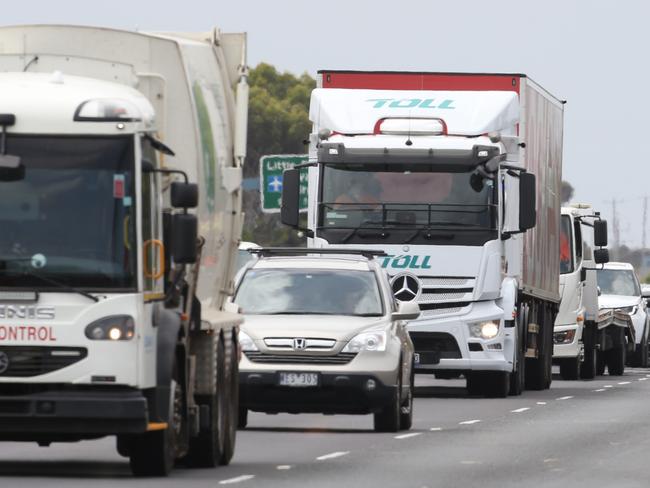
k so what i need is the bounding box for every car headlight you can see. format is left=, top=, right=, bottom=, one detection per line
left=238, top=330, right=259, bottom=352
left=468, top=320, right=500, bottom=340
left=342, top=330, right=387, bottom=353
left=616, top=305, right=638, bottom=315
left=554, top=329, right=576, bottom=344
left=85, top=315, right=134, bottom=341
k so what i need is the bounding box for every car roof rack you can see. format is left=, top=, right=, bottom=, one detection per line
left=249, top=247, right=387, bottom=260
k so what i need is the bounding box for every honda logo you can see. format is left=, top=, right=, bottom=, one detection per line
left=293, top=338, right=307, bottom=350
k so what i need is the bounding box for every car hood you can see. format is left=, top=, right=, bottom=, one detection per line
left=599, top=295, right=640, bottom=310
left=241, top=314, right=388, bottom=343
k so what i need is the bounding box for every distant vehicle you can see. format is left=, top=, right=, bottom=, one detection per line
left=553, top=205, right=609, bottom=380
left=234, top=248, right=419, bottom=433
left=236, top=241, right=261, bottom=272
left=597, top=262, right=647, bottom=373
left=281, top=70, right=565, bottom=397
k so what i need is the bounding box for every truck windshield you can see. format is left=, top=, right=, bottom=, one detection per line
left=597, top=269, right=640, bottom=297
left=319, top=164, right=497, bottom=245
left=0, top=135, right=137, bottom=290
left=234, top=269, right=384, bottom=316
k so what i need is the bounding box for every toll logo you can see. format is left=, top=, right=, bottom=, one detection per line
left=366, top=98, right=456, bottom=110
left=381, top=255, right=432, bottom=270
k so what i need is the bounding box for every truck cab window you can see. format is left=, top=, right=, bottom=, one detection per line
left=560, top=215, right=574, bottom=274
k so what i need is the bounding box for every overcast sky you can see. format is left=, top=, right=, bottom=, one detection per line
left=3, top=0, right=649, bottom=246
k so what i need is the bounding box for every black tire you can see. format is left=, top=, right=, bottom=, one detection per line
left=466, top=372, right=484, bottom=396
left=606, top=330, right=626, bottom=376
left=596, top=350, right=606, bottom=376
left=580, top=345, right=597, bottom=380
left=184, top=338, right=227, bottom=468
left=399, top=370, right=414, bottom=430
left=374, top=376, right=401, bottom=433
left=129, top=368, right=184, bottom=477
left=219, top=334, right=238, bottom=466
left=483, top=371, right=510, bottom=398
left=237, top=407, right=248, bottom=430
left=631, top=331, right=648, bottom=368
left=559, top=357, right=580, bottom=380
left=509, top=305, right=527, bottom=396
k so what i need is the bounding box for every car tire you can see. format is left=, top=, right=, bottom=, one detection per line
left=483, top=371, right=510, bottom=398
left=466, top=373, right=484, bottom=396
left=631, top=330, right=648, bottom=368
left=374, top=377, right=401, bottom=433
left=559, top=357, right=580, bottom=380
left=606, top=329, right=626, bottom=376
left=237, top=407, right=248, bottom=430
left=596, top=350, right=606, bottom=376
left=399, top=371, right=414, bottom=430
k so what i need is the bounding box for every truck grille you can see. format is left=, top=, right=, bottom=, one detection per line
left=391, top=274, right=476, bottom=316
left=0, top=347, right=87, bottom=377
left=244, top=351, right=357, bottom=365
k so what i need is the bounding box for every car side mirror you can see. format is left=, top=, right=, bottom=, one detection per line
left=594, top=219, right=608, bottom=247
left=519, top=172, right=536, bottom=231
left=281, top=168, right=301, bottom=228
left=392, top=301, right=421, bottom=321
left=172, top=213, right=198, bottom=264
left=594, top=248, right=609, bottom=265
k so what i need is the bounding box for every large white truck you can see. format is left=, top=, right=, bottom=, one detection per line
left=0, top=25, right=248, bottom=476
left=553, top=205, right=609, bottom=380
left=282, top=71, right=564, bottom=397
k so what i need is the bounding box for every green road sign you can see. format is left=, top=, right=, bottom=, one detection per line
left=260, top=154, right=308, bottom=213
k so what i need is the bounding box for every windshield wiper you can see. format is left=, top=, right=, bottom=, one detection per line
left=0, top=265, right=99, bottom=302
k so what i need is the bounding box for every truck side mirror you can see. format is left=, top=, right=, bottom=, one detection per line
left=172, top=213, right=198, bottom=264
left=281, top=168, right=301, bottom=228
left=519, top=173, right=536, bottom=231
left=594, top=248, right=609, bottom=265
left=594, top=220, right=608, bottom=247
left=171, top=182, right=198, bottom=209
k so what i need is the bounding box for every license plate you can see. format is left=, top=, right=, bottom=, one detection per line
left=278, top=372, right=319, bottom=387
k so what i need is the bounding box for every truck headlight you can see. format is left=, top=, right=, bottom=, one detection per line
left=342, top=330, right=387, bottom=353
left=468, top=320, right=500, bottom=340
left=85, top=316, right=134, bottom=341
left=554, top=330, right=576, bottom=344
left=239, top=330, right=259, bottom=352
left=616, top=305, right=638, bottom=315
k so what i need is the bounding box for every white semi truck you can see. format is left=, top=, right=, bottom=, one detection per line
left=0, top=25, right=248, bottom=476
left=553, top=205, right=609, bottom=380
left=282, top=71, right=564, bottom=397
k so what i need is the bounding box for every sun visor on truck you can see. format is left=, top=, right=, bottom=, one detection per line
left=310, top=88, right=519, bottom=136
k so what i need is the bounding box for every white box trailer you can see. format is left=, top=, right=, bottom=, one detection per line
left=282, top=71, right=564, bottom=396
left=0, top=25, right=248, bottom=476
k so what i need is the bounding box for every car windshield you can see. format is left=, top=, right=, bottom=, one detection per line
left=0, top=135, right=137, bottom=290
left=234, top=268, right=384, bottom=316
left=597, top=269, right=640, bottom=297
left=320, top=164, right=497, bottom=230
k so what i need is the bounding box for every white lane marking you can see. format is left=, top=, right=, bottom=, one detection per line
left=536, top=402, right=547, bottom=405
left=594, top=389, right=606, bottom=392
left=639, top=378, right=648, bottom=381
left=430, top=427, right=442, bottom=431
left=460, top=460, right=483, bottom=465
left=511, top=407, right=530, bottom=413
left=276, top=465, right=292, bottom=470
left=604, top=385, right=613, bottom=388
left=395, top=432, right=421, bottom=439
left=646, top=374, right=650, bottom=377
left=459, top=419, right=481, bottom=425
left=618, top=381, right=631, bottom=385
left=316, top=451, right=350, bottom=461
left=219, top=475, right=255, bottom=485
left=556, top=396, right=573, bottom=401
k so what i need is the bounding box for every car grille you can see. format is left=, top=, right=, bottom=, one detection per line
left=0, top=346, right=88, bottom=377
left=409, top=332, right=462, bottom=359
left=244, top=351, right=357, bottom=365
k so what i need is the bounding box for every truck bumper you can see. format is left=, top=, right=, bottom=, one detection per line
left=240, top=371, right=396, bottom=415
left=553, top=324, right=582, bottom=359
left=0, top=387, right=148, bottom=441
left=407, top=302, right=513, bottom=374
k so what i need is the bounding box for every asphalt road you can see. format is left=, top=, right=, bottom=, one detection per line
left=1, top=369, right=650, bottom=487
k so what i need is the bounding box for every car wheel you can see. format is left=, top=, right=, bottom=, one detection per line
left=559, top=357, right=580, bottom=380
left=483, top=371, right=510, bottom=398
left=374, top=376, right=401, bottom=433
left=238, top=407, right=248, bottom=430
left=466, top=373, right=484, bottom=396
left=580, top=345, right=597, bottom=379
left=606, top=328, right=626, bottom=376
left=596, top=350, right=606, bottom=376
left=399, top=371, right=414, bottom=430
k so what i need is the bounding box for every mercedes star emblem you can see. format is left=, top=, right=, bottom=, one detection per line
left=391, top=274, right=421, bottom=302
left=0, top=351, right=10, bottom=375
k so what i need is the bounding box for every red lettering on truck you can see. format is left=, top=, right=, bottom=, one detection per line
left=0, top=325, right=57, bottom=342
